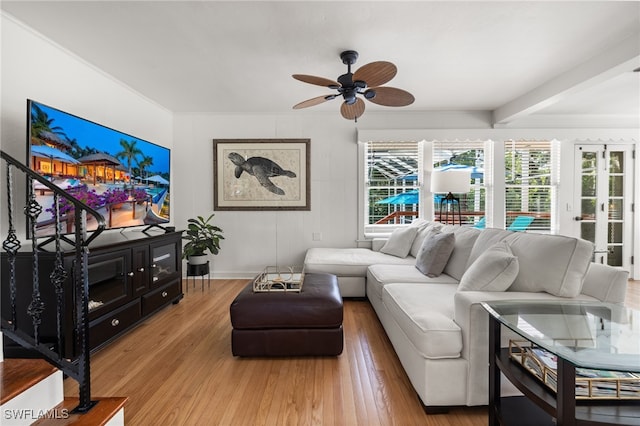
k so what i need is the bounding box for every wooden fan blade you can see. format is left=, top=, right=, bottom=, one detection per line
left=292, top=74, right=340, bottom=88
left=353, top=61, right=397, bottom=88
left=367, top=86, right=415, bottom=107
left=293, top=95, right=334, bottom=109
left=340, top=98, right=365, bottom=120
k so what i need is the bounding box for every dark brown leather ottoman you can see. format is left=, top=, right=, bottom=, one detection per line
left=230, top=273, right=343, bottom=357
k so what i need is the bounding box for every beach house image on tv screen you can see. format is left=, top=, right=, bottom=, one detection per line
left=27, top=99, right=170, bottom=237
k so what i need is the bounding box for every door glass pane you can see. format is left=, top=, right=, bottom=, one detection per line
left=609, top=176, right=623, bottom=197
left=87, top=255, right=128, bottom=316
left=581, top=176, right=596, bottom=197
left=581, top=222, right=595, bottom=243
left=608, top=222, right=623, bottom=244
left=152, top=243, right=177, bottom=282
left=607, top=245, right=622, bottom=267
left=609, top=151, right=624, bottom=173
left=581, top=199, right=596, bottom=220
left=581, top=153, right=597, bottom=197
left=608, top=199, right=623, bottom=220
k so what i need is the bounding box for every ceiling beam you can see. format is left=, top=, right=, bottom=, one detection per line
left=492, top=32, right=640, bottom=126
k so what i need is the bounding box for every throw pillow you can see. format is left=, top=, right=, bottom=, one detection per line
left=380, top=226, right=419, bottom=258
left=458, top=241, right=519, bottom=291
left=415, top=231, right=455, bottom=277
left=410, top=223, right=442, bottom=258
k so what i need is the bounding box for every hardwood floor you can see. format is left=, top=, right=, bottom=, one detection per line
left=64, top=279, right=640, bottom=425
left=64, top=279, right=484, bottom=425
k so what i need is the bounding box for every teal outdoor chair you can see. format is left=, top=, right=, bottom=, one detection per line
left=473, top=217, right=486, bottom=229
left=507, top=216, right=534, bottom=232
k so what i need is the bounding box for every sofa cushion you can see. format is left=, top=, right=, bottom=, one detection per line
left=458, top=241, right=519, bottom=292
left=304, top=248, right=415, bottom=277
left=367, top=264, right=458, bottom=301
left=380, top=226, right=419, bottom=258
left=580, top=263, right=629, bottom=304
left=415, top=231, right=455, bottom=277
left=466, top=228, right=593, bottom=297
left=383, top=283, right=462, bottom=359
left=443, top=226, right=482, bottom=281
left=466, top=228, right=513, bottom=265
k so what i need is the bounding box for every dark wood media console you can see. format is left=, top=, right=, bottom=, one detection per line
left=1, top=230, right=184, bottom=358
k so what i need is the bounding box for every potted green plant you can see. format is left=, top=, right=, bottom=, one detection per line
left=182, top=214, right=224, bottom=265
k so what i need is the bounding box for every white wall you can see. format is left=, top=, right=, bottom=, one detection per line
left=173, top=113, right=362, bottom=278
left=1, top=13, right=173, bottom=238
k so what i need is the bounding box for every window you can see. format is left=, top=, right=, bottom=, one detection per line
left=504, top=140, right=559, bottom=232
left=358, top=135, right=561, bottom=239
left=364, top=141, right=421, bottom=227
left=432, top=141, right=486, bottom=227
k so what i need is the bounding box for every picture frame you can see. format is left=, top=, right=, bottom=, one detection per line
left=213, top=139, right=310, bottom=211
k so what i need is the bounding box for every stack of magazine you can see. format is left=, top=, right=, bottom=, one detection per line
left=522, top=346, right=640, bottom=399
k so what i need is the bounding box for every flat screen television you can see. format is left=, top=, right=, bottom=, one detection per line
left=27, top=99, right=170, bottom=238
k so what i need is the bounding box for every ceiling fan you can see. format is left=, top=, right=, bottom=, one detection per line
left=292, top=50, right=415, bottom=121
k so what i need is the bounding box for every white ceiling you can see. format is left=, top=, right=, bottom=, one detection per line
left=3, top=1, right=639, bottom=125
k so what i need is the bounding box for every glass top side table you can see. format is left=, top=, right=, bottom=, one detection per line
left=482, top=300, right=640, bottom=426
left=483, top=300, right=640, bottom=373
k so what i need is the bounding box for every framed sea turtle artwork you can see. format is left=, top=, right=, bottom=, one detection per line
left=213, top=139, right=310, bottom=211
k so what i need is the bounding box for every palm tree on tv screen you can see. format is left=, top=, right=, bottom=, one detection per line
left=116, top=139, right=142, bottom=187
left=136, top=154, right=154, bottom=184
left=30, top=103, right=68, bottom=141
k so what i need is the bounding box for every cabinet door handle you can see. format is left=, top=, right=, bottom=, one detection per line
left=152, top=263, right=157, bottom=268
left=128, top=272, right=135, bottom=277
left=111, top=319, right=120, bottom=327
left=162, top=291, right=168, bottom=298
left=138, top=267, right=145, bottom=272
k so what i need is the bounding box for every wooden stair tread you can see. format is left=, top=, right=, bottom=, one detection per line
left=33, top=396, right=128, bottom=426
left=0, top=358, right=58, bottom=405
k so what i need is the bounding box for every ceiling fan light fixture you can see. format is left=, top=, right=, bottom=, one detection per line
left=354, top=80, right=367, bottom=89
left=364, top=89, right=376, bottom=100
left=343, top=91, right=357, bottom=105
left=292, top=50, right=414, bottom=121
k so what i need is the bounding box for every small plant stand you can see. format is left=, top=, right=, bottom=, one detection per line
left=186, top=261, right=210, bottom=292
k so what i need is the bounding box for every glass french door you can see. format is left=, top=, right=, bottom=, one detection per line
left=574, top=144, right=634, bottom=271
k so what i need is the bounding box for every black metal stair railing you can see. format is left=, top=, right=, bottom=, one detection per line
left=0, top=150, right=105, bottom=413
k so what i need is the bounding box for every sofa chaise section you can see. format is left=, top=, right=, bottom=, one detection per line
left=304, top=247, right=414, bottom=297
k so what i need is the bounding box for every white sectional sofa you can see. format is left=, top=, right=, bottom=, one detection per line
left=304, top=223, right=629, bottom=411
